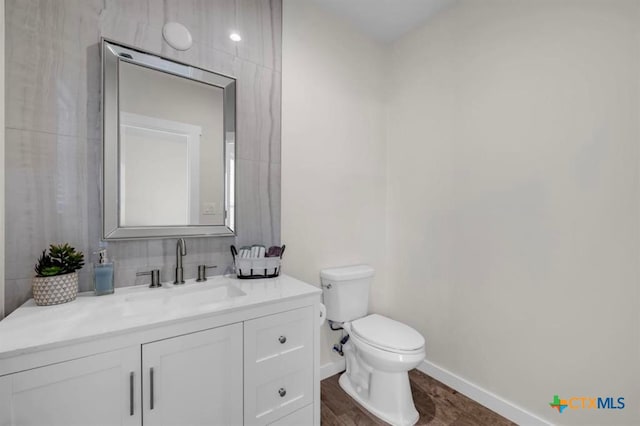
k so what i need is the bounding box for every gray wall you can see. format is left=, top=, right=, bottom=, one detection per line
left=5, top=0, right=282, bottom=315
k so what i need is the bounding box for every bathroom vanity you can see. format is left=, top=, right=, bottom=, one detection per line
left=0, top=275, right=321, bottom=426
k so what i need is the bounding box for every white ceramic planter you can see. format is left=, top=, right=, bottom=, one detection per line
left=32, top=272, right=79, bottom=306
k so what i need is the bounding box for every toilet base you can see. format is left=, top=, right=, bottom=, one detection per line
left=339, top=372, right=419, bottom=426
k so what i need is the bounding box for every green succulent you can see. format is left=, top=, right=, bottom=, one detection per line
left=34, top=243, right=85, bottom=277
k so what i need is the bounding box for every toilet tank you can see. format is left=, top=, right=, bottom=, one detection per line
left=320, top=265, right=374, bottom=323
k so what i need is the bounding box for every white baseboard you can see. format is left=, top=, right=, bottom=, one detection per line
left=417, top=359, right=552, bottom=426
left=320, top=359, right=345, bottom=380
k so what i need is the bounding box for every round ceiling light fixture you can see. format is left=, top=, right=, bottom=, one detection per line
left=162, top=22, right=193, bottom=51
left=229, top=32, right=242, bottom=42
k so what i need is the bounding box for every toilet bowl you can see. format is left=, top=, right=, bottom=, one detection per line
left=345, top=316, right=425, bottom=372
left=320, top=265, right=426, bottom=426
left=340, top=315, right=425, bottom=426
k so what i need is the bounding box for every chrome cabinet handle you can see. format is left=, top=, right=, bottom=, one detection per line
left=278, top=336, right=287, bottom=344
left=129, top=372, right=134, bottom=416
left=278, top=387, right=286, bottom=397
left=150, top=367, right=155, bottom=410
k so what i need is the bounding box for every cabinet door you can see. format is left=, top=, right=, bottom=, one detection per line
left=142, top=323, right=243, bottom=426
left=0, top=347, right=140, bottom=426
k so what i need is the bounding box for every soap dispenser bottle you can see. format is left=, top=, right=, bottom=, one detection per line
left=94, top=248, right=114, bottom=296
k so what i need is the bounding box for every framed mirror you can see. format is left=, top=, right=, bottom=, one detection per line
left=102, top=39, right=236, bottom=239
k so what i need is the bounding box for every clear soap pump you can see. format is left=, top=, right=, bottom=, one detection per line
left=94, top=245, right=114, bottom=296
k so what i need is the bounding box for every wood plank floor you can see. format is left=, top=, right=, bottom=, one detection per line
left=321, top=369, right=516, bottom=426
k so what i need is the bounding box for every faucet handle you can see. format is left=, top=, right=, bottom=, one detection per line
left=137, top=269, right=161, bottom=288
left=196, top=265, right=217, bottom=282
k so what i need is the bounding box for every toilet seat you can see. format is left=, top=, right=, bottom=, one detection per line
left=351, top=314, right=425, bottom=353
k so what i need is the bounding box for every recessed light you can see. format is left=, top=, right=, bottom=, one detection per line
left=229, top=33, right=242, bottom=42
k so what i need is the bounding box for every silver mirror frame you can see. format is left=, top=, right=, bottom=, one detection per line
left=101, top=39, right=236, bottom=240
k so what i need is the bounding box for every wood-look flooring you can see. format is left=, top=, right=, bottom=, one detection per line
left=321, top=369, right=516, bottom=426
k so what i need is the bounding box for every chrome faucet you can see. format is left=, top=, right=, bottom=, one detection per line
left=174, top=238, right=187, bottom=284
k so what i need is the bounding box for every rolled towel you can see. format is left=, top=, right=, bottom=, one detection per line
left=250, top=244, right=266, bottom=258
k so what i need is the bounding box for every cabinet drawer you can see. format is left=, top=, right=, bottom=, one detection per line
left=244, top=307, right=314, bottom=425
left=255, top=369, right=310, bottom=421
left=250, top=307, right=313, bottom=363
left=268, top=404, right=313, bottom=426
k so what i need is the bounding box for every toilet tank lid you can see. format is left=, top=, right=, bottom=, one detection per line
left=320, top=264, right=375, bottom=281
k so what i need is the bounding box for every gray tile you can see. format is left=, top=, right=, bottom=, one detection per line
left=270, top=163, right=282, bottom=246
left=146, top=239, right=175, bottom=270
left=5, top=279, right=33, bottom=317
left=182, top=254, right=235, bottom=279
left=147, top=238, right=202, bottom=280
left=106, top=240, right=150, bottom=270
left=236, top=0, right=282, bottom=71
left=114, top=264, right=148, bottom=288
left=6, top=0, right=102, bottom=45
left=147, top=236, right=234, bottom=281
left=85, top=137, right=103, bottom=246
left=162, top=0, right=238, bottom=56
left=6, top=0, right=101, bottom=139
left=157, top=264, right=179, bottom=284
left=77, top=269, right=93, bottom=293
left=188, top=243, right=233, bottom=274
left=192, top=236, right=233, bottom=253
left=182, top=237, right=230, bottom=261
left=235, top=61, right=281, bottom=163
left=5, top=129, right=89, bottom=281
left=101, top=0, right=166, bottom=31
left=268, top=0, right=283, bottom=72
left=235, top=160, right=280, bottom=247
left=146, top=239, right=195, bottom=282
left=99, top=15, right=164, bottom=55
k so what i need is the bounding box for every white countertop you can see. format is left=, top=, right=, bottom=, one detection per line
left=0, top=274, right=321, bottom=359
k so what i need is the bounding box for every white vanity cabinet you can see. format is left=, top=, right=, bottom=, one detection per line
left=0, top=275, right=321, bottom=426
left=0, top=347, right=141, bottom=426
left=142, top=323, right=243, bottom=426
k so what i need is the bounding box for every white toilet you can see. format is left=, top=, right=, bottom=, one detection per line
left=320, top=265, right=425, bottom=426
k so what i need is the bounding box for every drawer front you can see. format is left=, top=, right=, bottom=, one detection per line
left=252, top=307, right=312, bottom=363
left=268, top=404, right=313, bottom=426
left=244, top=306, right=314, bottom=425
left=255, top=369, right=311, bottom=421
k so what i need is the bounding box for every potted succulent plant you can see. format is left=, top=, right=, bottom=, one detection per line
left=32, top=243, right=85, bottom=306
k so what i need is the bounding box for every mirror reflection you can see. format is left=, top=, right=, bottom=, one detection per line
left=118, top=61, right=225, bottom=227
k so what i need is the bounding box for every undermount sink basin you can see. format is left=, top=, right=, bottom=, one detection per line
left=172, top=282, right=246, bottom=305
left=123, top=281, right=246, bottom=313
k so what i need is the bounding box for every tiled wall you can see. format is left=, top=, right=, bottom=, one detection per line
left=4, top=0, right=282, bottom=315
